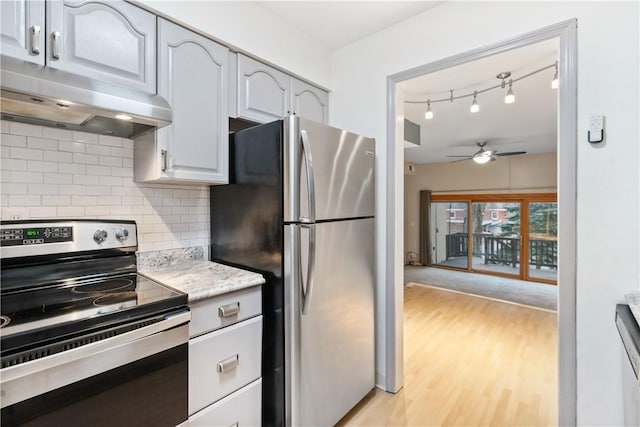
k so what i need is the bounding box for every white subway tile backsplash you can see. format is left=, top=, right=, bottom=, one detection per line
left=58, top=184, right=86, bottom=195
left=28, top=160, right=58, bottom=173
left=73, top=175, right=100, bottom=185
left=72, top=131, right=99, bottom=144
left=2, top=121, right=210, bottom=252
left=9, top=195, right=41, bottom=206
left=1, top=134, right=27, bottom=147
left=9, top=171, right=43, bottom=183
left=27, top=137, right=58, bottom=150
left=99, top=156, right=122, bottom=167
left=11, top=147, right=43, bottom=161
left=28, top=184, right=58, bottom=195
left=30, top=206, right=57, bottom=218
left=3, top=183, right=28, bottom=195
left=99, top=176, right=123, bottom=186
left=42, top=195, right=71, bottom=206
left=43, top=150, right=73, bottom=163
left=2, top=158, right=27, bottom=171
left=57, top=206, right=85, bottom=217
left=72, top=153, right=99, bottom=165
left=45, top=173, right=73, bottom=185
left=86, top=144, right=111, bottom=156
left=98, top=135, right=122, bottom=147
left=9, top=122, right=43, bottom=137
left=58, top=140, right=86, bottom=153
left=42, top=127, right=73, bottom=141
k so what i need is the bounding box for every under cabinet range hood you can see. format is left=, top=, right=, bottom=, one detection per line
left=0, top=58, right=172, bottom=139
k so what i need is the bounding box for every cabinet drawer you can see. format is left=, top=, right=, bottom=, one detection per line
left=189, top=286, right=262, bottom=338
left=189, top=315, right=262, bottom=415
left=185, top=378, right=261, bottom=427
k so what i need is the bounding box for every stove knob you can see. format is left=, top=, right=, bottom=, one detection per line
left=115, top=228, right=129, bottom=241
left=93, top=229, right=108, bottom=243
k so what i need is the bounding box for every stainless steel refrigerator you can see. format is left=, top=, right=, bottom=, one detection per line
left=210, top=115, right=375, bottom=426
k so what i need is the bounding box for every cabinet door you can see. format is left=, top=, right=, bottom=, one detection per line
left=291, top=78, right=329, bottom=124
left=156, top=19, right=228, bottom=184
left=237, top=54, right=290, bottom=123
left=46, top=0, right=156, bottom=94
left=0, top=0, right=44, bottom=65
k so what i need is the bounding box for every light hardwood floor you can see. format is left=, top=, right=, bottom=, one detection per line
left=337, top=284, right=557, bottom=427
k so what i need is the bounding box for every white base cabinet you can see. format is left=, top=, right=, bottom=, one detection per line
left=184, top=379, right=262, bottom=427
left=185, top=286, right=263, bottom=425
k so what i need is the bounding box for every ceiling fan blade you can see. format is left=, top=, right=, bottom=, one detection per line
left=447, top=155, right=475, bottom=158
left=449, top=158, right=472, bottom=163
left=496, top=151, right=527, bottom=157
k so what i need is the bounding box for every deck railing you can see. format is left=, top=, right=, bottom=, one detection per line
left=445, top=233, right=557, bottom=269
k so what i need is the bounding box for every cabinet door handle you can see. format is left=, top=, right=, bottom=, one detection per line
left=217, top=354, right=239, bottom=373
left=218, top=302, right=240, bottom=318
left=160, top=149, right=168, bottom=172
left=51, top=31, right=61, bottom=59
left=30, top=26, right=41, bottom=55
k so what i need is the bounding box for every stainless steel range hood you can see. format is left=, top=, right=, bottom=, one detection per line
left=0, top=58, right=171, bottom=139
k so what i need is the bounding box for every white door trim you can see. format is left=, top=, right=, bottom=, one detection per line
left=385, top=19, right=577, bottom=426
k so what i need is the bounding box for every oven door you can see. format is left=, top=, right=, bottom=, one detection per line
left=1, top=311, right=190, bottom=427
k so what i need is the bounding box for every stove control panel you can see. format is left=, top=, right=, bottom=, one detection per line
left=0, top=220, right=137, bottom=258
left=1, top=226, right=73, bottom=246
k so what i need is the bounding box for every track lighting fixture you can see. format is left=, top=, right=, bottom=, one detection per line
left=504, top=80, right=515, bottom=104
left=551, top=61, right=559, bottom=89
left=424, top=100, right=433, bottom=120
left=470, top=91, right=479, bottom=113
left=406, top=62, right=557, bottom=120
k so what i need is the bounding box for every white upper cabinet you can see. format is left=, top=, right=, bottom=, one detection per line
left=134, top=19, right=228, bottom=184
left=46, top=0, right=156, bottom=94
left=0, top=0, right=45, bottom=65
left=291, top=78, right=329, bottom=124
left=236, top=54, right=290, bottom=123
left=233, top=53, right=329, bottom=124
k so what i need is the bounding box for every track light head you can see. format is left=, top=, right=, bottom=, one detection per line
left=425, top=100, right=433, bottom=120
left=505, top=80, right=515, bottom=104
left=470, top=91, right=480, bottom=113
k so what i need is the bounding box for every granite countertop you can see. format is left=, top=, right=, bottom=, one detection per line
left=138, top=247, right=265, bottom=302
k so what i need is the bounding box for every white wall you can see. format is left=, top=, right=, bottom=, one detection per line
left=331, top=2, right=639, bottom=425
left=138, top=0, right=332, bottom=88
left=0, top=121, right=209, bottom=253
left=404, top=153, right=557, bottom=257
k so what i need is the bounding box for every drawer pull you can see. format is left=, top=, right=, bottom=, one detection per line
left=218, top=302, right=240, bottom=318
left=217, top=354, right=239, bottom=373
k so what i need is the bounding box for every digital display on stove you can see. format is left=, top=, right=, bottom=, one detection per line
left=1, top=226, right=73, bottom=246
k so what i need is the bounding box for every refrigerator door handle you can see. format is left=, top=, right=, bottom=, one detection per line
left=301, top=223, right=316, bottom=315
left=300, top=129, right=316, bottom=223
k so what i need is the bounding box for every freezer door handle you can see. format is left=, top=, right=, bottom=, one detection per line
left=300, top=129, right=316, bottom=223
left=301, top=223, right=316, bottom=315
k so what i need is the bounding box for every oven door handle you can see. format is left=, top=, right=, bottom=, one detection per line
left=0, top=310, right=190, bottom=408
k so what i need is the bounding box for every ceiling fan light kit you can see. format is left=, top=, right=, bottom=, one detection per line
left=447, top=141, right=528, bottom=164
left=406, top=61, right=558, bottom=119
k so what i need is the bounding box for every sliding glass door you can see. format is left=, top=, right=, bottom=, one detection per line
left=429, top=194, right=557, bottom=284
left=430, top=202, right=468, bottom=269
left=471, top=202, right=521, bottom=276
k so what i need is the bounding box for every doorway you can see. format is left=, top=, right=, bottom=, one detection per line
left=384, top=20, right=577, bottom=425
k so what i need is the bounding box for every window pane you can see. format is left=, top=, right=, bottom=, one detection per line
left=528, top=202, right=558, bottom=281
left=471, top=202, right=521, bottom=276
left=430, top=202, right=468, bottom=269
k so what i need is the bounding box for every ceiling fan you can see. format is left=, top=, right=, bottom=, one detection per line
left=447, top=141, right=527, bottom=164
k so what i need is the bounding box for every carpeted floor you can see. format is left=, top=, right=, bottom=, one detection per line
left=404, top=266, right=557, bottom=311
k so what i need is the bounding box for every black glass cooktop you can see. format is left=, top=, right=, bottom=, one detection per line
left=0, top=273, right=187, bottom=355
